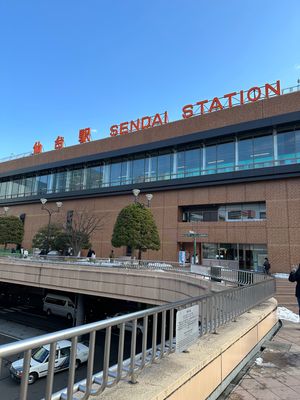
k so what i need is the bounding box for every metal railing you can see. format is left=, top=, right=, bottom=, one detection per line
left=1, top=254, right=187, bottom=271
left=1, top=255, right=267, bottom=285
left=0, top=267, right=275, bottom=400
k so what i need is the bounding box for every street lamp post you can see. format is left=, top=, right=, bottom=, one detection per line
left=40, top=198, right=63, bottom=254
left=189, top=231, right=197, bottom=264
left=132, top=189, right=153, bottom=208
left=183, top=231, right=208, bottom=264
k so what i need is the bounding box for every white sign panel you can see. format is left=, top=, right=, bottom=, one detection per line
left=176, top=305, right=199, bottom=353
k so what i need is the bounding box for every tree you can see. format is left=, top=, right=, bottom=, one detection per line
left=0, top=216, right=24, bottom=249
left=64, top=209, right=104, bottom=256
left=111, top=203, right=160, bottom=259
left=32, top=210, right=104, bottom=256
left=32, top=224, right=64, bottom=252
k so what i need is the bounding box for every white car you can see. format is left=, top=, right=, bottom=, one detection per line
left=115, top=315, right=144, bottom=335
left=10, top=340, right=89, bottom=384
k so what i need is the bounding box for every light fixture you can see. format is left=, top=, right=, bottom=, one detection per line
left=56, top=201, right=63, bottom=208
left=132, top=189, right=141, bottom=198
left=145, top=193, right=153, bottom=207
left=40, top=198, right=47, bottom=205
left=145, top=194, right=153, bottom=202
left=132, top=188, right=141, bottom=203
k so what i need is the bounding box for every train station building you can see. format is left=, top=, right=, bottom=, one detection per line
left=1, top=81, right=300, bottom=272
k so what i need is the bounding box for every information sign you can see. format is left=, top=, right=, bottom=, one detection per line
left=176, top=305, right=199, bottom=353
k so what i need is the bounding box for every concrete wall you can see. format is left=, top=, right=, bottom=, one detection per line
left=0, top=259, right=213, bottom=304
left=97, top=298, right=278, bottom=400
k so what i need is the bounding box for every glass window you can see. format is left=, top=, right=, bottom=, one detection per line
left=54, top=171, right=67, bottom=193
left=86, top=165, right=103, bottom=189
left=121, top=160, right=131, bottom=184
left=202, top=243, right=218, bottom=259
left=295, top=130, right=300, bottom=156
left=253, top=135, right=273, bottom=167
left=226, top=204, right=242, bottom=220
left=185, top=148, right=201, bottom=177
left=11, top=179, right=20, bottom=198
left=110, top=162, right=122, bottom=186
left=60, top=347, right=71, bottom=357
left=259, top=203, right=266, bottom=219
left=205, top=145, right=217, bottom=173
left=219, top=244, right=237, bottom=260
left=277, top=131, right=295, bottom=160
left=217, top=142, right=235, bottom=172
left=132, top=158, right=145, bottom=183
left=145, top=156, right=157, bottom=181
left=218, top=206, right=226, bottom=221
left=23, top=177, right=34, bottom=196
left=176, top=151, right=185, bottom=178
left=36, top=175, right=49, bottom=195
left=241, top=203, right=260, bottom=220
left=103, top=164, right=110, bottom=186
left=238, top=138, right=253, bottom=169
left=17, top=178, right=25, bottom=197
left=0, top=181, right=8, bottom=199
left=69, top=169, right=83, bottom=191
left=157, top=154, right=171, bottom=180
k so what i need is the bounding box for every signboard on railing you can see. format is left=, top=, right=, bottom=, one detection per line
left=176, top=305, right=199, bottom=353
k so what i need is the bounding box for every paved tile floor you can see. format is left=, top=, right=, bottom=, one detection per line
left=222, top=320, right=300, bottom=400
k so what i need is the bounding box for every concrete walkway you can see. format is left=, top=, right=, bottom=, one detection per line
left=220, top=320, right=300, bottom=400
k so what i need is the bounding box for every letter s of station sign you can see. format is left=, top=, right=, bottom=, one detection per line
left=110, top=80, right=281, bottom=137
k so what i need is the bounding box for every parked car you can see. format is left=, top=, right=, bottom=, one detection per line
left=119, top=319, right=144, bottom=335
left=10, top=340, right=89, bottom=384
left=112, top=313, right=144, bottom=335
left=43, top=293, right=76, bottom=320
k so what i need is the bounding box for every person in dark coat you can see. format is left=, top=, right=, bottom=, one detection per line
left=87, top=248, right=93, bottom=258
left=289, top=264, right=300, bottom=318
left=263, top=258, right=271, bottom=274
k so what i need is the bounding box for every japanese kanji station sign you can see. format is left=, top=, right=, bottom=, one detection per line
left=33, top=80, right=281, bottom=153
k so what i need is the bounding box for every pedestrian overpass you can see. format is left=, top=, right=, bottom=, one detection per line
left=0, top=258, right=277, bottom=400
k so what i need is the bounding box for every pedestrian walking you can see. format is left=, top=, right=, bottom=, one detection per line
left=109, top=249, right=115, bottom=262
left=87, top=248, right=93, bottom=258
left=263, top=258, right=271, bottom=274
left=289, top=264, right=300, bottom=320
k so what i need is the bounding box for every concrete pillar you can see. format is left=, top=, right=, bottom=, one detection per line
left=75, top=294, right=85, bottom=327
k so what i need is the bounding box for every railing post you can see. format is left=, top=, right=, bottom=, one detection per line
left=66, top=336, right=78, bottom=400
left=151, top=313, right=158, bottom=363
left=45, top=342, right=57, bottom=400
left=129, top=320, right=137, bottom=384
left=20, top=349, right=31, bottom=400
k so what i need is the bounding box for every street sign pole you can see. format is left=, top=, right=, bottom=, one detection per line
left=182, top=232, right=208, bottom=264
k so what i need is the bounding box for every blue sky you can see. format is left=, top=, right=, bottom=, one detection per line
left=0, top=0, right=300, bottom=158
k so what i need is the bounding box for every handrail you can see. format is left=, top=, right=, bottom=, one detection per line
left=0, top=255, right=267, bottom=286
left=0, top=264, right=275, bottom=400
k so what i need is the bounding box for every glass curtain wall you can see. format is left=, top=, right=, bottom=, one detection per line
left=1, top=126, right=300, bottom=200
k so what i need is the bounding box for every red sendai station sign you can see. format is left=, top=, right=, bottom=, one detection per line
left=110, top=80, right=281, bottom=137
